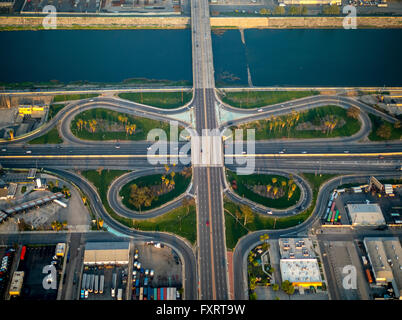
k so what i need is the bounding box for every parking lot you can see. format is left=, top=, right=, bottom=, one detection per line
left=0, top=246, right=16, bottom=299
left=134, top=242, right=182, bottom=288
left=16, top=245, right=60, bottom=300
left=21, top=0, right=100, bottom=13
left=320, top=241, right=370, bottom=300
left=336, top=186, right=402, bottom=225
left=82, top=264, right=127, bottom=300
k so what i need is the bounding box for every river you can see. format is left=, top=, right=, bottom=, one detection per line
left=1, top=28, right=401, bottom=87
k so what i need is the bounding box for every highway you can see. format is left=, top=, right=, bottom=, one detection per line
left=191, top=0, right=229, bottom=300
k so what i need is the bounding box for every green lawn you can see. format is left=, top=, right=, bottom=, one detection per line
left=237, top=105, right=361, bottom=140
left=118, top=91, right=192, bottom=109
left=368, top=114, right=402, bottom=141
left=120, top=173, right=191, bottom=211
left=71, top=108, right=172, bottom=141
left=80, top=169, right=196, bottom=244
left=220, top=90, right=319, bottom=109
left=28, top=127, right=63, bottom=144
left=48, top=104, right=66, bottom=120
left=53, top=94, right=98, bottom=103
left=224, top=173, right=338, bottom=249
left=226, top=170, right=301, bottom=209
left=133, top=205, right=196, bottom=244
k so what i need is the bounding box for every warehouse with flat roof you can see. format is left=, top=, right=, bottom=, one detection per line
left=280, top=259, right=322, bottom=288
left=364, top=237, right=402, bottom=299
left=347, top=203, right=385, bottom=226
left=84, top=242, right=130, bottom=265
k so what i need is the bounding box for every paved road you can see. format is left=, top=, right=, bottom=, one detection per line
left=191, top=0, right=229, bottom=300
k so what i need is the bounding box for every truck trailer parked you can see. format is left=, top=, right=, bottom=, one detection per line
left=94, top=275, right=99, bottom=294
left=99, top=275, right=104, bottom=294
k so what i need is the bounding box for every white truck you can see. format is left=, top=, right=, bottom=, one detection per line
left=117, top=288, right=123, bottom=300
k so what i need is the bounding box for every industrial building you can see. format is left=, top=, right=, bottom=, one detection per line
left=9, top=271, right=24, bottom=296
left=84, top=242, right=130, bottom=265
left=280, top=259, right=322, bottom=288
left=279, top=238, right=315, bottom=259
left=279, top=238, right=323, bottom=288
left=278, top=0, right=341, bottom=5
left=347, top=203, right=386, bottom=226
left=364, top=237, right=402, bottom=299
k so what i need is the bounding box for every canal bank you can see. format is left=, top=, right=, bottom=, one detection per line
left=1, top=16, right=402, bottom=31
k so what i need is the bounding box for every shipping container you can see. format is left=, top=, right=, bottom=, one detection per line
left=140, top=287, right=144, bottom=300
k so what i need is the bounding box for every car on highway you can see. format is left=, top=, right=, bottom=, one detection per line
left=89, top=99, right=94, bottom=102
left=279, top=151, right=284, bottom=154
left=267, top=211, right=273, bottom=215
left=26, top=150, right=32, bottom=154
left=1, top=148, right=6, bottom=152
left=378, top=155, right=384, bottom=159
left=344, top=150, right=349, bottom=153
left=115, top=145, right=120, bottom=149
left=147, top=146, right=152, bottom=151
left=206, top=220, right=210, bottom=227
left=302, top=151, right=307, bottom=154
left=257, top=108, right=263, bottom=112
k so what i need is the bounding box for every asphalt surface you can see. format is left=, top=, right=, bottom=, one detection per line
left=191, top=0, right=229, bottom=300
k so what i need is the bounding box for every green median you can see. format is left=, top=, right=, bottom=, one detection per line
left=224, top=173, right=338, bottom=249
left=28, top=127, right=63, bottom=144
left=71, top=108, right=173, bottom=141
left=80, top=169, right=196, bottom=244
left=118, top=91, right=192, bottom=109
left=236, top=105, right=361, bottom=140
left=368, top=114, right=402, bottom=141
left=53, top=94, right=98, bottom=103
left=220, top=90, right=319, bottom=109
left=120, top=172, right=191, bottom=212
left=226, top=170, right=301, bottom=209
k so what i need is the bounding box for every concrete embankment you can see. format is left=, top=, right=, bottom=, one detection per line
left=210, top=16, right=402, bottom=29
left=0, top=16, right=191, bottom=29
left=1, top=15, right=402, bottom=30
